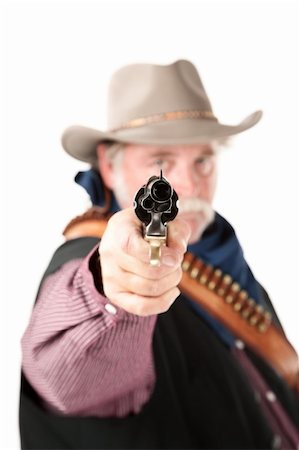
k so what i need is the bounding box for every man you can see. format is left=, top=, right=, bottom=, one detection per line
left=20, top=60, right=299, bottom=449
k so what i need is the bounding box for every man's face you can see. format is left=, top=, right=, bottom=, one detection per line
left=101, top=143, right=218, bottom=244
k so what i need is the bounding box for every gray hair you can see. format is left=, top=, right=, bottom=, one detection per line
left=91, top=141, right=124, bottom=168
left=93, top=138, right=229, bottom=168
left=105, top=142, right=125, bottom=163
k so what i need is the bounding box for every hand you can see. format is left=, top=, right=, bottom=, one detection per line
left=99, top=208, right=190, bottom=316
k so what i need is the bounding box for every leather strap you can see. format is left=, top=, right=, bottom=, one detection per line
left=63, top=208, right=299, bottom=393
left=63, top=207, right=112, bottom=240
left=180, top=254, right=299, bottom=392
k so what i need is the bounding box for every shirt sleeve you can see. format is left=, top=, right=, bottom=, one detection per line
left=21, top=244, right=157, bottom=417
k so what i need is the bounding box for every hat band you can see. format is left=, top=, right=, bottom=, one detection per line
left=110, top=109, right=217, bottom=131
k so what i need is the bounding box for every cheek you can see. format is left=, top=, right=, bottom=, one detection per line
left=121, top=159, right=159, bottom=198
left=201, top=170, right=218, bottom=202
left=126, top=178, right=142, bottom=199
left=118, top=167, right=147, bottom=202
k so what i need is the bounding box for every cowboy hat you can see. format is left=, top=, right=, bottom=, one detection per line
left=62, top=59, right=262, bottom=164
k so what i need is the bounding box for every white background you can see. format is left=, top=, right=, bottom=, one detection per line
left=1, top=0, right=298, bottom=448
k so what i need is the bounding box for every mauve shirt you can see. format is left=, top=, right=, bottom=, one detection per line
left=22, top=245, right=157, bottom=417
left=21, top=245, right=299, bottom=449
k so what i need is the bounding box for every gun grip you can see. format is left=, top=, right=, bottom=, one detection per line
left=145, top=236, right=166, bottom=266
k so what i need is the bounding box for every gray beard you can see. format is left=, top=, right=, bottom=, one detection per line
left=178, top=197, right=215, bottom=230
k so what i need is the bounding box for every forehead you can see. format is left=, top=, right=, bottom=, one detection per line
left=123, top=143, right=217, bottom=159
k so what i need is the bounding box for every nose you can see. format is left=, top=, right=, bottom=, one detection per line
left=171, top=164, right=200, bottom=198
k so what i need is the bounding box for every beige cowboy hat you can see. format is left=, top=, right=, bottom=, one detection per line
left=62, top=59, right=262, bottom=165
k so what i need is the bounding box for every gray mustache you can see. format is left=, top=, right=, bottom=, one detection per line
left=177, top=198, right=212, bottom=214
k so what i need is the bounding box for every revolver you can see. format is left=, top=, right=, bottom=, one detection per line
left=134, top=171, right=179, bottom=266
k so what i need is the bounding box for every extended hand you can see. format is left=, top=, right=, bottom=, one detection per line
left=99, top=208, right=190, bottom=316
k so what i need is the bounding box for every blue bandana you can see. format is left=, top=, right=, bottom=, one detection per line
left=75, top=169, right=120, bottom=213
left=187, top=217, right=267, bottom=346
left=75, top=168, right=267, bottom=347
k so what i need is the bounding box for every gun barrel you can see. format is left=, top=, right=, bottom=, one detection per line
left=150, top=179, right=172, bottom=203
left=134, top=171, right=179, bottom=266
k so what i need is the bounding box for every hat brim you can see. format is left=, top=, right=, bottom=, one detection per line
left=61, top=110, right=262, bottom=164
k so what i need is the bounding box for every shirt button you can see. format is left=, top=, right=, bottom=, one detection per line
left=235, top=339, right=245, bottom=350
left=105, top=303, right=117, bottom=315
left=272, top=434, right=281, bottom=449
left=266, top=391, right=277, bottom=402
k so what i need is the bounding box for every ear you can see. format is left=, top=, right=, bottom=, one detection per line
left=96, top=143, right=114, bottom=189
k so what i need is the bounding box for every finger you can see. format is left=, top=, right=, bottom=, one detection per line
left=109, top=250, right=181, bottom=279
left=118, top=266, right=183, bottom=297
left=122, top=215, right=190, bottom=267
left=111, top=287, right=181, bottom=316
left=108, top=208, right=152, bottom=263
left=166, top=217, right=191, bottom=253
left=106, top=208, right=183, bottom=267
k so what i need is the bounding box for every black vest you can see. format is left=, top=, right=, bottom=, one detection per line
left=19, top=238, right=299, bottom=449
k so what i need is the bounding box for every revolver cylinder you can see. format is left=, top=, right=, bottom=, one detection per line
left=134, top=171, right=178, bottom=266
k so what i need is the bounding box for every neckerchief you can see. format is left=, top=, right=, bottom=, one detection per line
left=75, top=168, right=267, bottom=347
left=188, top=217, right=267, bottom=346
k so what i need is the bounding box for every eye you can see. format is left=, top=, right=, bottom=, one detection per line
left=195, top=156, right=214, bottom=176
left=151, top=158, right=168, bottom=170
left=154, top=159, right=166, bottom=167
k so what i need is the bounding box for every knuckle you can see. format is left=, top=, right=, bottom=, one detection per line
left=129, top=271, right=168, bottom=297
left=148, top=281, right=160, bottom=297
left=134, top=269, right=182, bottom=298
left=144, top=265, right=168, bottom=280
left=129, top=275, right=146, bottom=295
left=140, top=278, right=161, bottom=297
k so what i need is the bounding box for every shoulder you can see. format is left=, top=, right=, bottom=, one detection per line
left=47, top=206, right=111, bottom=276
left=45, top=237, right=100, bottom=276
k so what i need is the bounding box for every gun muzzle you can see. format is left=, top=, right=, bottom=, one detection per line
left=134, top=171, right=178, bottom=266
